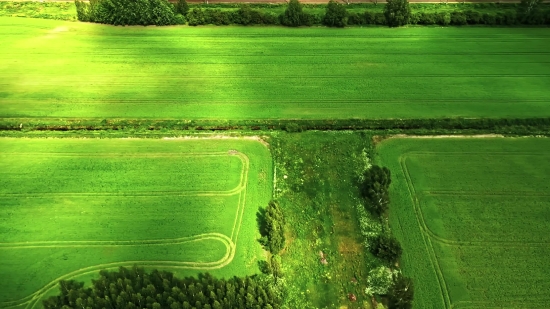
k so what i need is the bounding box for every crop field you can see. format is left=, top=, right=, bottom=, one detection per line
left=376, top=137, right=550, bottom=309
left=1, top=17, right=550, bottom=120
left=0, top=137, right=272, bottom=309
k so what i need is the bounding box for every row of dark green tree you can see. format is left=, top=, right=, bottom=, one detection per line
left=257, top=200, right=285, bottom=281
left=43, top=266, right=282, bottom=309
left=360, top=165, right=414, bottom=309
left=74, top=0, right=550, bottom=27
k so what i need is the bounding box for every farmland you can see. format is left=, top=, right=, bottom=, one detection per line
left=376, top=137, right=550, bottom=309
left=1, top=17, right=550, bottom=120
left=0, top=137, right=272, bottom=309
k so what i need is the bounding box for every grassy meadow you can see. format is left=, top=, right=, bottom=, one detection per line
left=376, top=137, right=550, bottom=309
left=0, top=137, right=272, bottom=309
left=1, top=17, right=550, bottom=120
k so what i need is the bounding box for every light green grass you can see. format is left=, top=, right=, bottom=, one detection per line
left=376, top=137, right=550, bottom=309
left=1, top=17, right=550, bottom=120
left=0, top=137, right=272, bottom=309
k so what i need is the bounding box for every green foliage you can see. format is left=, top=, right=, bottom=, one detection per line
left=175, top=0, right=189, bottom=16
left=43, top=266, right=282, bottom=309
left=384, top=0, right=410, bottom=27
left=261, top=200, right=286, bottom=254
left=362, top=165, right=391, bottom=216
left=370, top=233, right=402, bottom=265
left=187, top=8, right=206, bottom=26
left=75, top=0, right=177, bottom=25
left=280, top=0, right=312, bottom=27
left=388, top=273, right=414, bottom=309
left=364, top=266, right=395, bottom=296
left=323, top=0, right=348, bottom=27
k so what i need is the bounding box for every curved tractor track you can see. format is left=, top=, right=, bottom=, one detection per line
left=0, top=150, right=250, bottom=309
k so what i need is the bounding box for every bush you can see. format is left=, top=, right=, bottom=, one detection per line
left=280, top=0, right=310, bottom=26
left=388, top=273, right=414, bottom=309
left=384, top=0, right=411, bottom=27
left=465, top=9, right=482, bottom=24
left=260, top=200, right=286, bottom=254
left=450, top=11, right=467, bottom=25
left=75, top=0, right=178, bottom=26
left=187, top=8, right=206, bottom=26
left=482, top=12, right=497, bottom=25
left=371, top=233, right=402, bottom=265
left=374, top=12, right=387, bottom=25
left=364, top=266, right=395, bottom=296
left=417, top=12, right=436, bottom=25
left=174, top=0, right=189, bottom=16
left=436, top=12, right=451, bottom=25
left=361, top=165, right=391, bottom=216
left=323, top=0, right=348, bottom=27
left=204, top=9, right=231, bottom=25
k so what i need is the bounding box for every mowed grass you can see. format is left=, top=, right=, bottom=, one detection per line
left=0, top=137, right=272, bottom=309
left=1, top=17, right=550, bottom=120
left=376, top=137, right=550, bottom=309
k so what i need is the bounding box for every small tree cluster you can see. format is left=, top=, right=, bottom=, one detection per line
left=43, top=266, right=282, bottom=309
left=388, top=273, right=414, bottom=309
left=280, top=0, right=313, bottom=27
left=370, top=233, right=402, bottom=265
left=323, top=0, right=348, bottom=27
left=361, top=165, right=391, bottom=216
left=260, top=200, right=286, bottom=254
left=74, top=0, right=178, bottom=26
left=384, top=0, right=411, bottom=27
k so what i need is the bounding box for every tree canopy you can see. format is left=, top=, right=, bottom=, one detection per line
left=43, top=266, right=282, bottom=309
left=384, top=0, right=411, bottom=27
left=323, top=0, right=348, bottom=27
left=361, top=165, right=392, bottom=216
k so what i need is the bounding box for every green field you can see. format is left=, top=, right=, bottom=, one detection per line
left=0, top=137, right=272, bottom=309
left=1, top=17, right=550, bottom=120
left=377, top=137, right=550, bottom=309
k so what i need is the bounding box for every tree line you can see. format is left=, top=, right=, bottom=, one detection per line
left=74, top=0, right=550, bottom=27
left=360, top=165, right=414, bottom=309
left=43, top=266, right=282, bottom=309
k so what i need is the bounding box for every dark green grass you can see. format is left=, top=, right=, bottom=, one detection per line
left=376, top=137, right=550, bottom=308
left=0, top=137, right=272, bottom=308
left=1, top=17, right=550, bottom=119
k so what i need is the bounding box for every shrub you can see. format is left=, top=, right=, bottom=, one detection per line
left=482, top=12, right=497, bottom=25
left=174, top=0, right=189, bottom=16
left=465, top=9, right=482, bottom=24
left=450, top=11, right=467, bottom=25
left=361, top=165, right=391, bottom=216
left=75, top=0, right=178, bottom=26
left=384, top=0, right=411, bottom=27
left=374, top=12, right=387, bottom=25
left=187, top=8, right=206, bottom=26
left=204, top=9, right=231, bottom=26
left=388, top=273, right=414, bottom=309
left=371, top=233, right=402, bottom=265
left=280, top=0, right=310, bottom=26
left=260, top=200, right=286, bottom=254
left=417, top=12, right=436, bottom=25
left=364, top=266, right=395, bottom=296
left=436, top=12, right=451, bottom=25
left=323, top=0, right=348, bottom=27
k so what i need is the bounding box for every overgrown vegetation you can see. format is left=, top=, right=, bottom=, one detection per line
left=323, top=0, right=348, bottom=27
left=75, top=0, right=179, bottom=25
left=43, top=266, right=282, bottom=309
left=361, top=165, right=392, bottom=217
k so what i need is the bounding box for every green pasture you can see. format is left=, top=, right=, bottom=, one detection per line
left=1, top=17, right=550, bottom=120
left=377, top=137, right=550, bottom=308
left=0, top=137, right=272, bottom=309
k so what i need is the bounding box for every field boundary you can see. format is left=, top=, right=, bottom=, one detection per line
left=0, top=149, right=251, bottom=309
